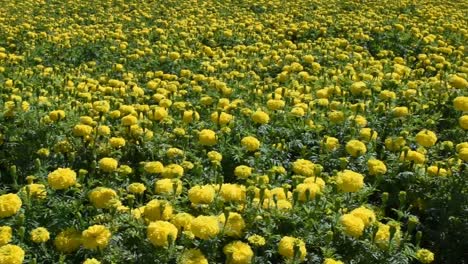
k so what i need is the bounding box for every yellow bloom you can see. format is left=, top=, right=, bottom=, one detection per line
left=459, top=115, right=468, bottom=130
left=278, top=236, right=307, bottom=262
left=453, top=96, right=468, bottom=111
left=171, top=212, right=194, bottom=231
left=198, top=129, right=217, bottom=146
left=241, top=136, right=260, bottom=152
left=292, top=159, right=315, bottom=177
left=448, top=75, right=467, bottom=89
left=218, top=212, right=246, bottom=237
left=359, top=128, right=378, bottom=141
left=54, top=228, right=82, bottom=253
left=0, top=193, right=22, bottom=218
left=345, top=139, right=367, bottom=157
left=336, top=170, right=364, bottom=192
left=73, top=124, right=93, bottom=137
left=0, top=227, right=12, bottom=246
left=121, top=114, right=138, bottom=126
left=415, top=130, right=437, bottom=147
left=188, top=185, right=215, bottom=205
left=251, top=110, right=270, bottom=124
left=211, top=112, right=233, bottom=126
left=144, top=161, right=164, bottom=174
left=234, top=165, right=252, bottom=179
left=340, top=213, right=365, bottom=238
left=191, top=215, right=220, bottom=239
left=324, top=136, right=340, bottom=151
left=393, top=106, right=409, bottom=117
left=83, top=258, right=101, bottom=264
left=178, top=249, right=208, bottom=264
left=99, top=157, right=118, bottom=172
left=0, top=244, right=25, bottom=264
left=323, top=258, right=344, bottom=264
left=219, top=184, right=246, bottom=202
left=155, top=179, right=183, bottom=196
left=127, top=183, right=146, bottom=195
left=416, top=248, right=435, bottom=263
left=350, top=206, right=376, bottom=227
left=109, top=137, right=126, bottom=148
left=161, top=164, right=184, bottom=178
left=223, top=241, right=254, bottom=264
left=295, top=183, right=320, bottom=201
left=82, top=225, right=111, bottom=250
left=30, top=227, right=50, bottom=243
left=143, top=199, right=173, bottom=221
left=147, top=221, right=178, bottom=247
left=247, top=234, right=266, bottom=247
left=89, top=187, right=118, bottom=209
left=367, top=159, right=387, bottom=175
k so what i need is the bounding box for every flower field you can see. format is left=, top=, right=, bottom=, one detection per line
left=0, top=0, right=467, bottom=263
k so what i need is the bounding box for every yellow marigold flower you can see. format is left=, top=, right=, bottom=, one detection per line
left=178, top=249, right=208, bottom=264
left=234, top=165, right=252, bottom=179
left=350, top=81, right=367, bottom=95
left=147, top=221, right=178, bottom=247
left=459, top=115, right=468, bottom=130
left=0, top=244, right=25, bottom=264
left=241, top=136, right=260, bottom=152
left=400, top=150, right=426, bottom=164
left=198, top=129, right=217, bottom=146
left=292, top=159, right=315, bottom=177
left=144, top=161, right=164, bottom=174
left=278, top=236, right=307, bottom=262
left=427, top=166, right=448, bottom=177
left=295, top=183, right=320, bottom=201
left=345, top=139, right=367, bottom=157
left=36, top=148, right=50, bottom=157
left=207, top=151, right=223, bottom=164
left=83, top=258, right=101, bottom=264
left=82, top=225, right=111, bottom=250
left=30, top=227, right=50, bottom=243
left=155, top=179, right=183, bottom=196
left=219, top=184, right=246, bottom=203
left=324, top=136, right=340, bottom=151
left=54, top=228, right=82, bottom=253
left=127, top=183, right=146, bottom=195
left=92, top=101, right=110, bottom=113
left=393, top=106, right=409, bottom=117
left=73, top=124, right=93, bottom=137
left=166, top=148, right=184, bottom=158
left=182, top=110, right=200, bottom=123
left=291, top=106, right=305, bottom=117
left=149, top=107, right=168, bottom=121
left=458, top=147, right=468, bottom=162
left=0, top=227, right=12, bottom=246
left=98, top=158, right=118, bottom=172
left=367, top=159, right=387, bottom=175
left=161, top=164, right=184, bottom=178
left=89, top=187, right=118, bottom=209
left=415, top=130, right=437, bottom=147
left=267, top=99, right=285, bottom=110
left=350, top=206, right=376, bottom=227
left=448, top=75, right=468, bottom=89
left=359, top=128, right=378, bottom=142
left=336, top=170, right=364, bottom=192
left=97, top=126, right=110, bottom=136
left=328, top=111, right=344, bottom=123
left=303, top=177, right=326, bottom=191
left=374, top=222, right=401, bottom=249
left=247, top=234, right=266, bottom=247
left=171, top=212, right=194, bottom=231
left=323, top=258, right=344, bottom=264
left=223, top=241, right=254, bottom=264
left=211, top=112, right=233, bottom=126
left=453, top=96, right=468, bottom=111
left=191, top=215, right=220, bottom=240
left=340, top=213, right=365, bottom=238
left=385, top=137, right=406, bottom=151
left=109, top=137, right=126, bottom=148
left=143, top=199, right=173, bottom=221
left=121, top=114, right=138, bottom=126
left=218, top=212, right=246, bottom=237
left=0, top=193, right=22, bottom=219
left=251, top=110, right=270, bottom=124
left=118, top=165, right=133, bottom=175
left=188, top=185, right=215, bottom=205
left=49, top=110, right=66, bottom=121
left=416, top=248, right=435, bottom=263
left=47, top=168, right=77, bottom=190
